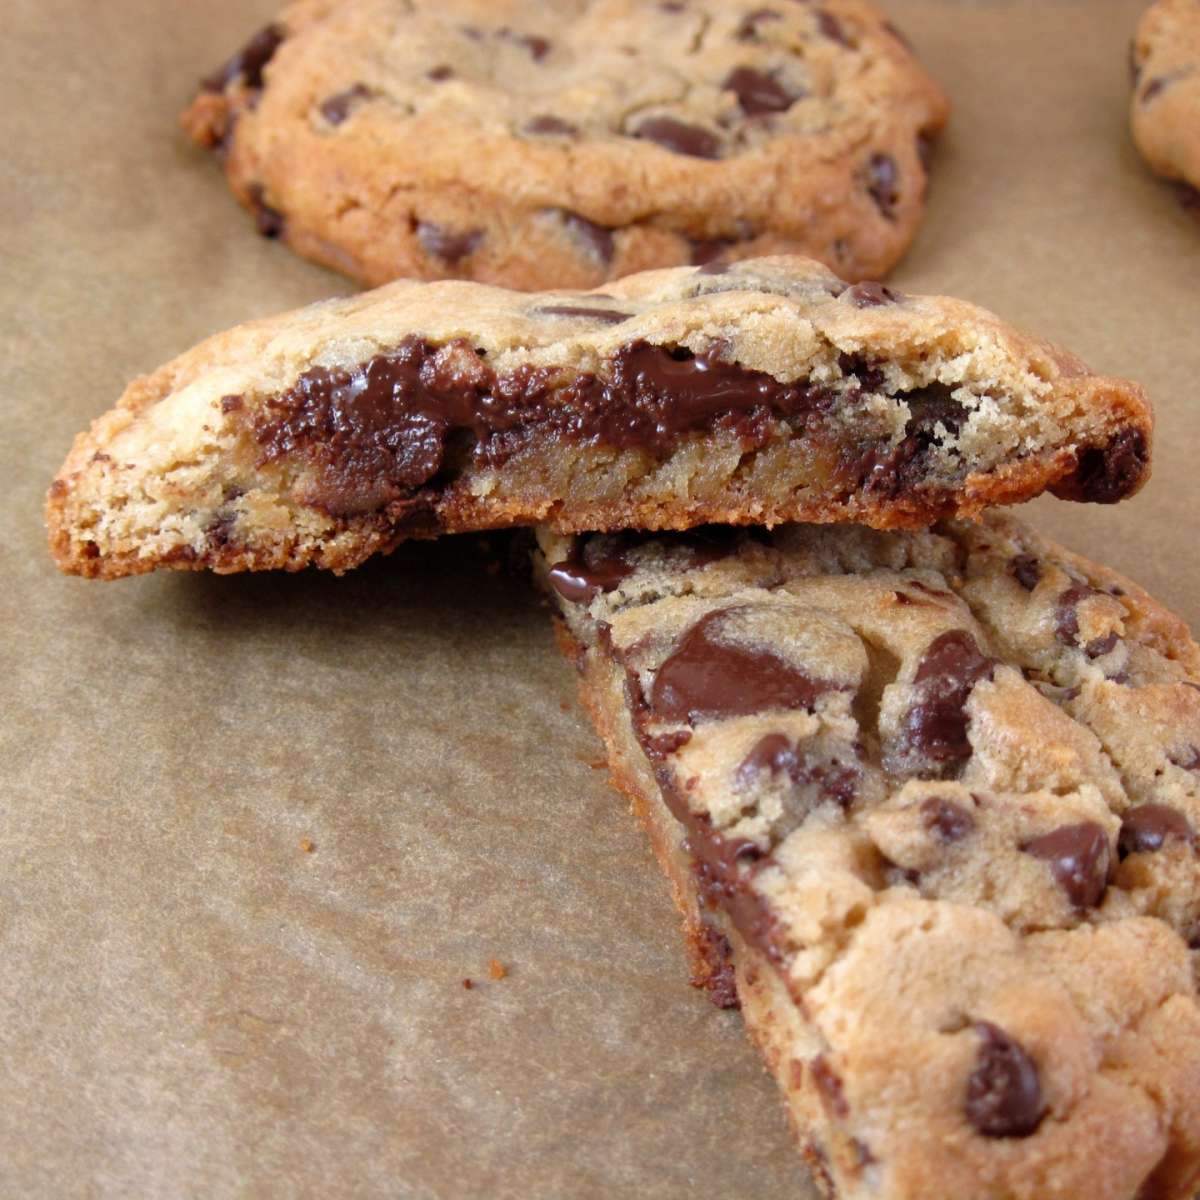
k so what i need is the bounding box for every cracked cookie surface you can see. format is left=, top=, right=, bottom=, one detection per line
left=47, top=257, right=1150, bottom=579
left=181, top=0, right=948, bottom=288
left=537, top=512, right=1200, bottom=1200
left=1130, top=0, right=1200, bottom=197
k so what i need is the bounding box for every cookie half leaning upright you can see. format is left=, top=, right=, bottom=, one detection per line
left=181, top=0, right=948, bottom=288
left=47, top=257, right=1150, bottom=580
left=536, top=512, right=1200, bottom=1200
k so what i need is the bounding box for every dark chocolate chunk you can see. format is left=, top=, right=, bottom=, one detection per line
left=866, top=152, right=900, bottom=218
left=921, top=796, right=975, bottom=842
left=737, top=733, right=798, bottom=785
left=1021, top=822, right=1110, bottom=908
left=816, top=9, right=851, bottom=46
left=646, top=730, right=693, bottom=759
left=202, top=23, right=285, bottom=93
left=1065, top=428, right=1149, bottom=504
left=633, top=117, right=721, bottom=159
left=535, top=305, right=632, bottom=324
left=736, top=8, right=783, bottom=40
left=319, top=83, right=371, bottom=126
left=695, top=923, right=739, bottom=1009
left=428, top=64, right=455, bottom=82
left=1084, top=632, right=1119, bottom=659
left=965, top=1022, right=1045, bottom=1138
left=722, top=66, right=796, bottom=116
left=857, top=383, right=967, bottom=500
left=558, top=211, right=615, bottom=264
left=247, top=184, right=284, bottom=238
left=843, top=280, right=898, bottom=308
left=1141, top=76, right=1170, bottom=103
left=900, top=631, right=995, bottom=768
left=651, top=608, right=835, bottom=725
left=1010, top=554, right=1041, bottom=591
left=1055, top=585, right=1102, bottom=649
left=417, top=222, right=483, bottom=265
left=811, top=1056, right=849, bottom=1118
left=546, top=542, right=634, bottom=603
left=1119, top=804, right=1194, bottom=858
left=525, top=114, right=578, bottom=137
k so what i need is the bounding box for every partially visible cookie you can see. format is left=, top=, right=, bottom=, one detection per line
left=1130, top=0, right=1200, bottom=197
left=46, top=257, right=1150, bottom=580
left=181, top=0, right=948, bottom=289
left=537, top=511, right=1200, bottom=1199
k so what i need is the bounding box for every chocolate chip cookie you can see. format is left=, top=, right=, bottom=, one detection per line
left=537, top=512, right=1200, bottom=1200
left=180, top=0, right=948, bottom=289
left=1130, top=0, right=1200, bottom=197
left=47, top=257, right=1150, bottom=580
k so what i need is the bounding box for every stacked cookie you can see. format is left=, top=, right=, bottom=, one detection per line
left=46, top=3, right=1200, bottom=1199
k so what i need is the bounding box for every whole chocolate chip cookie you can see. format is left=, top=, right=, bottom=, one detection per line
left=46, top=257, right=1150, bottom=580
left=180, top=0, right=949, bottom=289
left=1130, top=0, right=1200, bottom=198
left=537, top=511, right=1200, bottom=1200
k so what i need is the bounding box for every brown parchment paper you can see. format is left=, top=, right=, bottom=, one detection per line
left=4, top=2, right=1200, bottom=1196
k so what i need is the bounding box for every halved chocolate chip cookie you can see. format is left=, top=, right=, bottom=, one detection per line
left=48, top=257, right=1150, bottom=579
left=537, top=512, right=1200, bottom=1200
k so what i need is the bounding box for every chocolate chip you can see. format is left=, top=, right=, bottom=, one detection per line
left=1141, top=76, right=1170, bottom=103
left=965, top=1022, right=1045, bottom=1138
left=247, top=184, right=284, bottom=238
left=1010, top=554, right=1041, bottom=591
left=201, top=23, right=285, bottom=93
left=547, top=542, right=634, bottom=603
left=866, top=152, right=900, bottom=218
left=858, top=383, right=967, bottom=499
left=558, top=210, right=615, bottom=264
left=811, top=1056, right=849, bottom=1118
left=535, top=305, right=632, bottom=324
left=1119, top=804, right=1194, bottom=858
left=689, top=237, right=737, bottom=267
left=428, top=64, right=455, bottom=82
left=1084, top=632, right=1119, bottom=659
left=1021, top=822, right=1110, bottom=908
left=816, top=10, right=851, bottom=46
left=722, top=66, right=796, bottom=115
left=651, top=608, right=836, bottom=725
left=1055, top=585, right=1102, bottom=649
left=319, top=83, right=371, bottom=126
left=737, top=733, right=798, bottom=785
left=647, top=730, right=693, bottom=759
left=525, top=114, right=577, bottom=137
left=695, top=923, right=739, bottom=1009
left=1171, top=746, right=1200, bottom=772
left=900, top=631, right=995, bottom=769
left=496, top=27, right=552, bottom=60
left=1064, top=428, right=1149, bottom=504
left=843, top=280, right=897, bottom=308
left=632, top=117, right=721, bottom=159
left=921, top=797, right=975, bottom=842
left=736, top=8, right=782, bottom=40
left=417, top=222, right=483, bottom=265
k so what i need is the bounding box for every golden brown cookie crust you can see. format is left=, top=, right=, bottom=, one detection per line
left=47, top=257, right=1151, bottom=580
left=180, top=0, right=949, bottom=288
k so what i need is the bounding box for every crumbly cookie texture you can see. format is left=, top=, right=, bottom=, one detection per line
left=47, top=258, right=1150, bottom=581
left=536, top=512, right=1200, bottom=1200
left=1131, top=0, right=1200, bottom=195
left=180, top=0, right=948, bottom=288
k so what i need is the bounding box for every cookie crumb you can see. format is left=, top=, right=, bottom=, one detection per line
left=462, top=978, right=474, bottom=990
left=299, top=837, right=315, bottom=853
left=488, top=958, right=507, bottom=981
